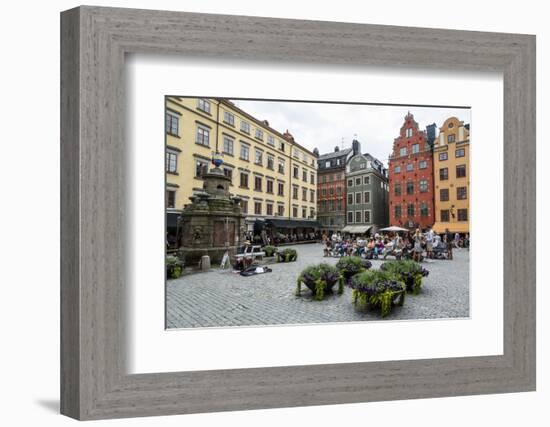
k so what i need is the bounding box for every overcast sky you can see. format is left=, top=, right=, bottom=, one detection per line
left=232, top=99, right=471, bottom=167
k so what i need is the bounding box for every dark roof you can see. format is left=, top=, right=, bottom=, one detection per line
left=318, top=148, right=352, bottom=160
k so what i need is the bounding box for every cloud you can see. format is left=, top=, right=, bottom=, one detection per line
left=232, top=99, right=471, bottom=167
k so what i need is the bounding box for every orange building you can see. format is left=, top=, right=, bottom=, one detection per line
left=432, top=117, right=470, bottom=234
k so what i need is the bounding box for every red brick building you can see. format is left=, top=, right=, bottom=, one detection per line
left=317, top=147, right=353, bottom=235
left=388, top=113, right=435, bottom=230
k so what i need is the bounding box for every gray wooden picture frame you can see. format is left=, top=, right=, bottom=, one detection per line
left=60, top=5, right=536, bottom=421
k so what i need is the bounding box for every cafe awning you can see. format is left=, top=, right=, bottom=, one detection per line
left=265, top=218, right=321, bottom=229
left=341, top=225, right=372, bottom=234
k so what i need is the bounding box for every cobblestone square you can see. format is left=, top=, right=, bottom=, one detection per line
left=166, top=243, right=469, bottom=329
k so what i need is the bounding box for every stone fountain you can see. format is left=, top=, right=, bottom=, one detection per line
left=177, top=159, right=245, bottom=267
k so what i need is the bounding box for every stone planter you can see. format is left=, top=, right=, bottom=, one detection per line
left=296, top=263, right=341, bottom=301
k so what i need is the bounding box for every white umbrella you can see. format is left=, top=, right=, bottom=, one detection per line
left=379, top=226, right=409, bottom=232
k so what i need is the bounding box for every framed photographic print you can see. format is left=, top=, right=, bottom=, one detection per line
left=61, top=6, right=536, bottom=420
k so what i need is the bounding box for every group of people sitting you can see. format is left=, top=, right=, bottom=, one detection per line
left=323, top=228, right=466, bottom=261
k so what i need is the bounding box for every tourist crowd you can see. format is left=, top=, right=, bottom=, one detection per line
left=322, top=229, right=469, bottom=261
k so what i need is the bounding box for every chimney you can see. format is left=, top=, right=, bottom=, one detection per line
left=262, top=120, right=270, bottom=127
left=334, top=146, right=340, bottom=152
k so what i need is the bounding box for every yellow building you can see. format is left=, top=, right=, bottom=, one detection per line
left=432, top=117, right=470, bottom=234
left=165, top=97, right=318, bottom=238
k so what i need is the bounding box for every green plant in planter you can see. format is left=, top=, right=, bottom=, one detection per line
left=380, top=260, right=429, bottom=295
left=276, top=248, right=297, bottom=263
left=349, top=270, right=406, bottom=317
left=335, top=256, right=372, bottom=284
left=296, top=263, right=341, bottom=301
left=166, top=255, right=184, bottom=279
left=263, top=245, right=277, bottom=257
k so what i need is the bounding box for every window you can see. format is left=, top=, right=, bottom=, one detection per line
left=278, top=182, right=284, bottom=196
left=223, top=135, right=234, bottom=155
left=347, top=194, right=353, bottom=205
left=254, top=176, right=262, bottom=191
left=325, top=161, right=331, bottom=168
left=364, top=191, right=370, bottom=203
left=293, top=148, right=299, bottom=158
left=241, top=200, right=248, bottom=214
left=254, top=149, right=263, bottom=165
left=406, top=163, right=413, bottom=172
left=394, top=183, right=401, bottom=196
left=440, top=209, right=450, bottom=222
left=197, top=98, right=211, bottom=113
left=400, top=147, right=407, bottom=156
left=355, top=211, right=362, bottom=223
left=439, top=152, right=448, bottom=161
left=310, top=208, right=315, bottom=218
left=440, top=168, right=449, bottom=180
left=293, top=165, right=299, bottom=179
left=267, top=154, right=274, bottom=170
left=355, top=177, right=361, bottom=186
left=310, top=189, right=315, bottom=202
left=419, top=160, right=427, bottom=169
left=292, top=186, right=298, bottom=200
left=310, top=173, right=315, bottom=184
left=165, top=112, right=179, bottom=136
left=303, top=170, right=307, bottom=181
left=336, top=199, right=342, bottom=211
left=359, top=162, right=366, bottom=169
left=266, top=179, right=274, bottom=194
left=407, top=204, right=414, bottom=217
left=420, top=202, right=428, bottom=217
left=267, top=134, right=275, bottom=146
left=406, top=181, right=414, bottom=195
left=412, top=143, right=420, bottom=154
left=196, top=125, right=210, bottom=146
left=266, top=203, right=273, bottom=216
left=394, top=205, right=401, bottom=218
left=455, top=148, right=465, bottom=158
left=240, top=120, right=250, bottom=134
left=195, top=159, right=208, bottom=178
left=348, top=179, right=353, bottom=187
left=223, top=111, right=234, bottom=126
left=293, top=206, right=298, bottom=217
left=329, top=187, right=334, bottom=196
left=240, top=143, right=249, bottom=161
left=302, top=187, right=307, bottom=201
left=355, top=192, right=362, bottom=204
left=336, top=186, right=342, bottom=195
left=223, top=168, right=232, bottom=179
left=254, top=202, right=262, bottom=215
left=166, top=190, right=176, bottom=208
left=457, top=186, right=467, bottom=200
left=277, top=204, right=284, bottom=216
left=240, top=172, right=249, bottom=188
left=364, top=210, right=371, bottom=223
left=406, top=128, right=413, bottom=138
left=347, top=211, right=354, bottom=223
left=278, top=159, right=285, bottom=174
left=440, top=188, right=449, bottom=201
left=419, top=179, right=428, bottom=193
left=279, top=141, right=285, bottom=152
left=394, top=165, right=401, bottom=173
left=302, top=207, right=307, bottom=218
left=448, top=134, right=456, bottom=143
left=363, top=176, right=370, bottom=185
left=255, top=128, right=263, bottom=140
left=456, top=164, right=467, bottom=178
left=322, top=188, right=327, bottom=197
left=166, top=151, right=177, bottom=173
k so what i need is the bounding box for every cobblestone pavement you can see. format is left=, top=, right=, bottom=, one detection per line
left=166, top=243, right=470, bottom=329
